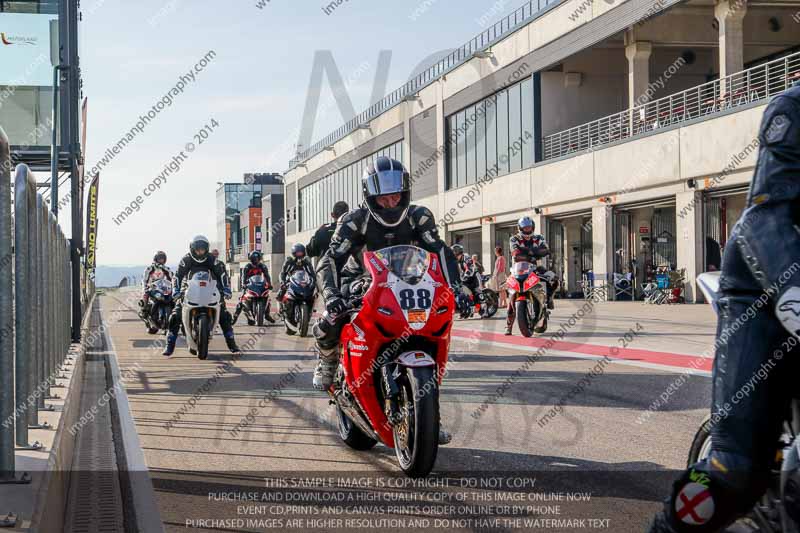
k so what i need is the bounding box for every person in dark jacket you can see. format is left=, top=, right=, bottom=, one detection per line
left=139, top=250, right=173, bottom=319
left=232, top=250, right=274, bottom=325
left=311, top=157, right=461, bottom=392
left=648, top=85, right=800, bottom=533
left=306, top=201, right=350, bottom=259
left=162, top=235, right=240, bottom=356
left=276, top=243, right=315, bottom=303
left=280, top=243, right=315, bottom=283
left=506, top=216, right=555, bottom=335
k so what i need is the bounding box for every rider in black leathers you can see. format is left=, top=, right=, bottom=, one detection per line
left=232, top=250, right=274, bottom=324
left=311, top=157, right=461, bottom=392
left=306, top=201, right=349, bottom=259
left=506, top=216, right=556, bottom=335
left=452, top=244, right=480, bottom=315
left=649, top=85, right=800, bottom=533
left=162, top=235, right=240, bottom=356
left=276, top=243, right=316, bottom=302
left=139, top=250, right=172, bottom=319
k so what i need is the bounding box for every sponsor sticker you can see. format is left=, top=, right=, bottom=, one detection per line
left=675, top=482, right=714, bottom=525
left=407, top=309, right=426, bottom=323
left=369, top=257, right=384, bottom=273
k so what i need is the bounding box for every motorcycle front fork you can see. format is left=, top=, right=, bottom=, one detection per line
left=380, top=364, right=403, bottom=425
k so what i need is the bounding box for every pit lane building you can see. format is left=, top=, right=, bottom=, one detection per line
left=283, top=0, right=800, bottom=302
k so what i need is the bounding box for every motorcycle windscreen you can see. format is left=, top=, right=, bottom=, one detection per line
left=290, top=271, right=311, bottom=286
left=153, top=278, right=172, bottom=294
left=374, top=245, right=430, bottom=284
left=511, top=262, right=532, bottom=277
left=248, top=274, right=266, bottom=285
left=186, top=271, right=219, bottom=306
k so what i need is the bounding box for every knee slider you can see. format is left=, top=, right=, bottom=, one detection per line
left=667, top=456, right=764, bottom=532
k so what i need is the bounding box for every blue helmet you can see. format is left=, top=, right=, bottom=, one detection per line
left=518, top=216, right=535, bottom=235
left=362, top=157, right=411, bottom=227
left=291, top=243, right=306, bottom=258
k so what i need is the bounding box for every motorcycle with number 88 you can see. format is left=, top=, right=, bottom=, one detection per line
left=326, top=245, right=454, bottom=478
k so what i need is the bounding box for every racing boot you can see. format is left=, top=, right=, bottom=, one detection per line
left=438, top=428, right=453, bottom=445
left=224, top=332, right=240, bottom=353
left=162, top=333, right=177, bottom=356
left=312, top=346, right=338, bottom=390
left=505, top=325, right=512, bottom=335
left=231, top=304, right=242, bottom=325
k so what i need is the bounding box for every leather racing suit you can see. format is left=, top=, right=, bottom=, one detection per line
left=313, top=205, right=461, bottom=359
left=649, top=85, right=800, bottom=533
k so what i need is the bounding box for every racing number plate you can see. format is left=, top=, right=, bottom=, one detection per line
left=407, top=309, right=426, bottom=323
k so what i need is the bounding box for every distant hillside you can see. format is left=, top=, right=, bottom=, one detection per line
left=94, top=266, right=146, bottom=287
left=94, top=264, right=178, bottom=287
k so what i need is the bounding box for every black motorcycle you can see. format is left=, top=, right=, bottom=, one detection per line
left=140, top=278, right=174, bottom=334
left=458, top=270, right=499, bottom=319
left=280, top=270, right=316, bottom=337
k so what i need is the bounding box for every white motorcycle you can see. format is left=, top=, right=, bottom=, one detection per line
left=181, top=271, right=221, bottom=360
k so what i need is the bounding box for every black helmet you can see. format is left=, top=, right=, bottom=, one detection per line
left=518, top=216, right=535, bottom=236
left=291, top=243, right=306, bottom=259
left=331, top=201, right=349, bottom=220
left=153, top=250, right=167, bottom=264
left=451, top=244, right=464, bottom=256
left=248, top=250, right=262, bottom=265
left=362, top=157, right=411, bottom=227
left=189, top=235, right=210, bottom=262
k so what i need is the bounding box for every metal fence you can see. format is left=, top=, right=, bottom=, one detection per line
left=0, top=127, right=74, bottom=484
left=288, top=0, right=564, bottom=170
left=543, top=51, right=800, bottom=160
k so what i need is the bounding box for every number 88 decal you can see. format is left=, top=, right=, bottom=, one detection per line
left=398, top=288, right=432, bottom=310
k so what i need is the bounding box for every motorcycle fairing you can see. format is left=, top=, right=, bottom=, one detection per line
left=338, top=246, right=453, bottom=447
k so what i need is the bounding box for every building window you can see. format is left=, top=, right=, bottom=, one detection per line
left=298, top=140, right=403, bottom=232
left=444, top=76, right=534, bottom=190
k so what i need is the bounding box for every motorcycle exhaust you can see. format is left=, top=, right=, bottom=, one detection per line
left=333, top=386, right=381, bottom=441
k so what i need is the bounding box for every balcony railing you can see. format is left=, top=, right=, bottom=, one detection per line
left=230, top=243, right=262, bottom=262
left=543, top=51, right=800, bottom=160
left=288, top=0, right=565, bottom=170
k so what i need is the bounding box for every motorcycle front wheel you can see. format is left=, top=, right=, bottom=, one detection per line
left=482, top=290, right=499, bottom=318
left=284, top=302, right=296, bottom=336
left=687, top=415, right=713, bottom=465
left=256, top=300, right=265, bottom=327
left=299, top=303, right=311, bottom=337
left=516, top=300, right=533, bottom=338
left=394, top=366, right=439, bottom=478
left=196, top=315, right=210, bottom=360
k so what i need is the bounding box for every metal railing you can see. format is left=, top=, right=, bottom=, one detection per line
left=1, top=126, right=73, bottom=488
left=288, top=0, right=564, bottom=170
left=231, top=243, right=260, bottom=262
left=543, top=51, right=800, bottom=160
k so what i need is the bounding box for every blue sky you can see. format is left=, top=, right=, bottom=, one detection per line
left=81, top=0, right=519, bottom=265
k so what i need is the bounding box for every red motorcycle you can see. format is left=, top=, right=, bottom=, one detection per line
left=327, top=245, right=454, bottom=477
left=506, top=261, right=549, bottom=337
left=240, top=274, right=273, bottom=326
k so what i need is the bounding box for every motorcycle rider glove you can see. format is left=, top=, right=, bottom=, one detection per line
left=325, top=295, right=348, bottom=316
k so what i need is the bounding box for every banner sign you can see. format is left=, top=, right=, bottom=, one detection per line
left=85, top=175, right=99, bottom=276
left=0, top=13, right=57, bottom=87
